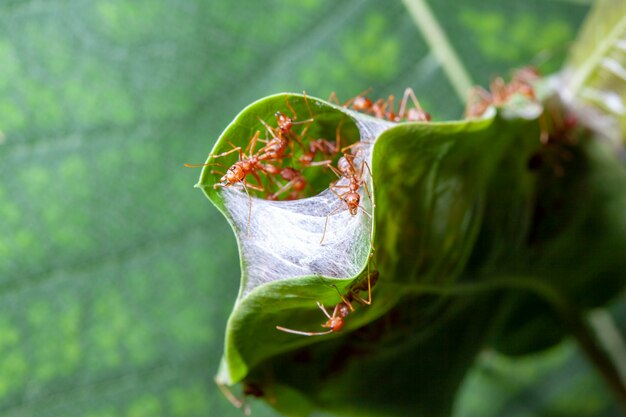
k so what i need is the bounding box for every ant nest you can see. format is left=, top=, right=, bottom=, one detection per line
left=222, top=116, right=393, bottom=296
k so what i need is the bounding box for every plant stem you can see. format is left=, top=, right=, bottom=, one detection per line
left=392, top=277, right=626, bottom=410
left=402, top=0, right=474, bottom=102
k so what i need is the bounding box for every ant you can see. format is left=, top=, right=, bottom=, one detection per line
left=320, top=144, right=374, bottom=244
left=185, top=131, right=279, bottom=236
left=185, top=94, right=318, bottom=229
left=298, top=121, right=344, bottom=168
left=329, top=88, right=386, bottom=119
left=276, top=301, right=351, bottom=336
left=257, top=94, right=315, bottom=162
left=275, top=270, right=379, bottom=337
left=275, top=93, right=315, bottom=138
left=330, top=88, right=431, bottom=122
left=265, top=166, right=308, bottom=200
left=465, top=67, right=540, bottom=118
left=185, top=131, right=266, bottom=191
left=267, top=122, right=346, bottom=200
left=393, top=88, right=432, bottom=122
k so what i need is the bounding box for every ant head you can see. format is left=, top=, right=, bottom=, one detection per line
left=275, top=112, right=293, bottom=131
left=293, top=177, right=306, bottom=192
left=344, top=192, right=360, bottom=215
left=299, top=152, right=314, bottom=165
left=352, top=96, right=372, bottom=111
left=324, top=316, right=344, bottom=332
left=224, top=163, right=245, bottom=184
left=280, top=167, right=298, bottom=179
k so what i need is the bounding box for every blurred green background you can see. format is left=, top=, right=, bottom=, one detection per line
left=3, top=0, right=623, bottom=416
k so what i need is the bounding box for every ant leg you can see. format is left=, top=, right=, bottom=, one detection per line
left=213, top=141, right=244, bottom=160
left=358, top=205, right=372, bottom=218
left=360, top=175, right=376, bottom=236
left=362, top=204, right=376, bottom=253
left=342, top=88, right=373, bottom=108
left=469, top=86, right=492, bottom=102
left=245, top=130, right=261, bottom=155
left=465, top=86, right=492, bottom=117
left=334, top=119, right=344, bottom=154
left=328, top=91, right=340, bottom=105
left=327, top=164, right=343, bottom=179
left=269, top=178, right=299, bottom=200
left=351, top=262, right=378, bottom=306
left=340, top=141, right=363, bottom=155
left=320, top=205, right=341, bottom=245
left=250, top=170, right=265, bottom=191
left=302, top=91, right=315, bottom=121
left=363, top=263, right=373, bottom=305
left=490, top=77, right=507, bottom=104
left=286, top=93, right=314, bottom=127
left=240, top=181, right=253, bottom=239
left=398, top=88, right=426, bottom=119
left=257, top=117, right=281, bottom=141
left=292, top=91, right=315, bottom=139
left=276, top=302, right=336, bottom=336
left=305, top=159, right=333, bottom=167
left=321, top=184, right=350, bottom=244
left=275, top=326, right=333, bottom=337
left=356, top=171, right=376, bottom=253
left=360, top=160, right=373, bottom=180
left=384, top=94, right=396, bottom=121
left=184, top=162, right=223, bottom=168
left=284, top=95, right=298, bottom=119
left=331, top=285, right=355, bottom=312
left=359, top=161, right=376, bottom=206
left=397, top=88, right=411, bottom=117
left=196, top=145, right=242, bottom=168
left=316, top=302, right=334, bottom=319
left=215, top=377, right=244, bottom=410
left=237, top=177, right=265, bottom=238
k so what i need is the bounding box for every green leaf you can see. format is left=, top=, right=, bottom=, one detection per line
left=200, top=91, right=546, bottom=416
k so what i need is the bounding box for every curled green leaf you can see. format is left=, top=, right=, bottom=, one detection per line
left=192, top=92, right=556, bottom=416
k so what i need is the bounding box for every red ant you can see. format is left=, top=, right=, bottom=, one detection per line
left=185, top=131, right=280, bottom=236
left=320, top=145, right=374, bottom=244
left=275, top=270, right=379, bottom=337
left=330, top=88, right=431, bottom=122
left=276, top=301, right=351, bottom=336
left=255, top=119, right=291, bottom=163
left=264, top=166, right=308, bottom=200
left=298, top=121, right=344, bottom=168
left=330, top=88, right=386, bottom=119
left=465, top=67, right=540, bottom=118
left=257, top=94, right=315, bottom=162
left=185, top=131, right=266, bottom=191
left=394, top=88, right=432, bottom=122
left=275, top=93, right=315, bottom=137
